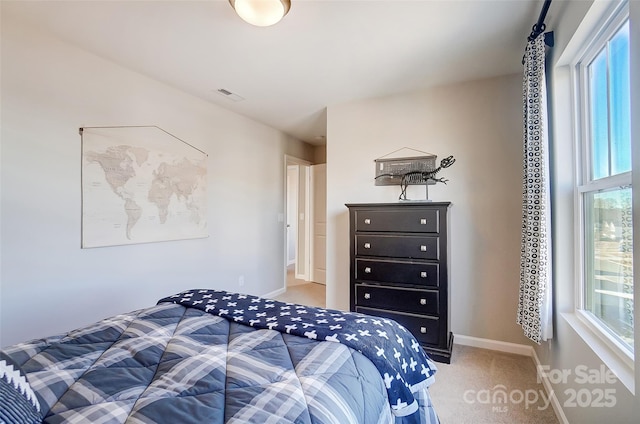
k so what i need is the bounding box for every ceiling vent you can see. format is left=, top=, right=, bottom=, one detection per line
left=215, top=88, right=245, bottom=102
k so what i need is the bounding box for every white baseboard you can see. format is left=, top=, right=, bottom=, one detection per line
left=262, top=287, right=286, bottom=299
left=454, top=334, right=534, bottom=356
left=454, top=334, right=567, bottom=424
left=530, top=348, right=570, bottom=424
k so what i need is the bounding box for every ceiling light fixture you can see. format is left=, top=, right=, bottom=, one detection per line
left=228, top=0, right=291, bottom=27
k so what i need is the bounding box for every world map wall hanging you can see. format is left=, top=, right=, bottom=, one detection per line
left=80, top=125, right=208, bottom=248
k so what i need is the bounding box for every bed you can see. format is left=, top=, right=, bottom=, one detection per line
left=1, top=289, right=440, bottom=424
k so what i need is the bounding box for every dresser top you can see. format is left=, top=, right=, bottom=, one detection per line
left=345, top=202, right=451, bottom=208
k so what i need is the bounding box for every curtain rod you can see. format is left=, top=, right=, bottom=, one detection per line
left=521, top=0, right=554, bottom=64
left=528, top=0, right=553, bottom=42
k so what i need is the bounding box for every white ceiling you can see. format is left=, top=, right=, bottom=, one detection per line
left=3, top=0, right=546, bottom=145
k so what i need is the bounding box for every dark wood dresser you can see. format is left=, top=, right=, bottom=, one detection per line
left=346, top=202, right=453, bottom=363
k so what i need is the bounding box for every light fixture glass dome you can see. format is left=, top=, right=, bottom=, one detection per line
left=229, top=0, right=291, bottom=27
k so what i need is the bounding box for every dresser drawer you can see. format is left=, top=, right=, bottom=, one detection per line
left=355, top=306, right=440, bottom=346
left=355, top=258, right=439, bottom=287
left=355, top=284, right=439, bottom=315
left=355, top=234, right=439, bottom=260
left=354, top=209, right=439, bottom=233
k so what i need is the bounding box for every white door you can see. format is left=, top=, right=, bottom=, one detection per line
left=286, top=166, right=298, bottom=266
left=310, top=164, right=326, bottom=284
left=296, top=165, right=310, bottom=280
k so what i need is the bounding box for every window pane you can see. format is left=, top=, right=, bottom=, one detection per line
left=587, top=21, right=631, bottom=181
left=589, top=50, right=609, bottom=180
left=585, top=187, right=634, bottom=349
left=609, top=21, right=631, bottom=175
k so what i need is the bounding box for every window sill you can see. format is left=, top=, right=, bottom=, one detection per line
left=561, top=312, right=634, bottom=394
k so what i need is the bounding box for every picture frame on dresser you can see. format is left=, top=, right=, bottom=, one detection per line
left=346, top=202, right=453, bottom=363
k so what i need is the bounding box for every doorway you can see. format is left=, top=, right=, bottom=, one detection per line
left=284, top=156, right=311, bottom=284
left=286, top=165, right=299, bottom=269
left=280, top=155, right=326, bottom=308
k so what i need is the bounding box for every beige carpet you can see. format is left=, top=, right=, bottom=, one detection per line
left=273, top=265, right=326, bottom=308
left=273, top=280, right=326, bottom=308
left=429, top=344, right=559, bottom=424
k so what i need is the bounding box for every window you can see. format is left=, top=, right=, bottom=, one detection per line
left=576, top=10, right=633, bottom=355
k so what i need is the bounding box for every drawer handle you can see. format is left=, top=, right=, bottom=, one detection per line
left=364, top=267, right=372, bottom=274
left=420, top=327, right=427, bottom=334
left=364, top=293, right=371, bottom=300
left=364, top=243, right=371, bottom=249
left=420, top=298, right=427, bottom=305
left=420, top=245, right=427, bottom=252
left=420, top=218, right=427, bottom=225
left=420, top=271, right=428, bottom=278
left=364, top=218, right=371, bottom=225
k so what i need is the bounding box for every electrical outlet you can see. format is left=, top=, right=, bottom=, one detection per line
left=238, top=275, right=245, bottom=287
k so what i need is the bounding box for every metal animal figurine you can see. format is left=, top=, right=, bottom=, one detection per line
left=375, top=155, right=456, bottom=200
left=403, top=155, right=456, bottom=185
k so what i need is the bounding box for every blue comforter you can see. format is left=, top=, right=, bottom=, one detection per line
left=2, top=295, right=439, bottom=424
left=159, top=289, right=438, bottom=417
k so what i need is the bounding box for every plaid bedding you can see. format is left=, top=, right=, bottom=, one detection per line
left=2, top=301, right=439, bottom=424
left=159, top=289, right=438, bottom=417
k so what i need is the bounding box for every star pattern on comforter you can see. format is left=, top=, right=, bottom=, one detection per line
left=159, top=289, right=437, bottom=417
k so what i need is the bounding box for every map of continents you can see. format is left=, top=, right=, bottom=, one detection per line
left=81, top=127, right=207, bottom=248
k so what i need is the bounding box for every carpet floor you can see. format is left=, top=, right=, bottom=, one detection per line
left=429, top=344, right=559, bottom=423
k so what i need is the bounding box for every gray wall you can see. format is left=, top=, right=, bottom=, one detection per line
left=0, top=12, right=314, bottom=347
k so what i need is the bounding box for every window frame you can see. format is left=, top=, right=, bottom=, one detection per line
left=571, top=1, right=633, bottom=367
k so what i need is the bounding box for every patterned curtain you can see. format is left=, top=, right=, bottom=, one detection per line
left=517, top=34, right=553, bottom=343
